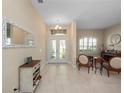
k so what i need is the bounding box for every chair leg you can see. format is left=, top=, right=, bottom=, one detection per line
left=118, top=72, right=120, bottom=75
left=95, top=67, right=97, bottom=74
left=92, top=66, right=93, bottom=71
left=78, top=65, right=80, bottom=71
left=88, top=67, right=90, bottom=73
left=76, top=62, right=78, bottom=67
left=92, top=62, right=93, bottom=71
left=100, top=62, right=102, bottom=75
left=100, top=71, right=102, bottom=76
left=100, top=68, right=102, bottom=76
left=100, top=65, right=103, bottom=76
left=107, top=70, right=109, bottom=77
left=94, top=61, right=97, bottom=74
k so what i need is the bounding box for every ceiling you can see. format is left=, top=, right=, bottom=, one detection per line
left=31, top=0, right=121, bottom=29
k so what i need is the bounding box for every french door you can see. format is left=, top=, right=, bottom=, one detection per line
left=48, top=37, right=68, bottom=63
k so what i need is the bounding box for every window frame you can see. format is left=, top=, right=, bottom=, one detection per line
left=79, top=37, right=97, bottom=52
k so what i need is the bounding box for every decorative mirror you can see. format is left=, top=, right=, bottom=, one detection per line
left=110, top=34, right=121, bottom=45
left=2, top=18, right=35, bottom=48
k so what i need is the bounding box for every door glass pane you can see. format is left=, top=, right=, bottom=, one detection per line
left=50, top=40, right=56, bottom=59
left=59, top=40, right=66, bottom=59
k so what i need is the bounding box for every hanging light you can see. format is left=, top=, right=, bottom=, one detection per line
left=38, top=0, right=45, bottom=3
left=59, top=26, right=62, bottom=29
left=54, top=25, right=62, bottom=30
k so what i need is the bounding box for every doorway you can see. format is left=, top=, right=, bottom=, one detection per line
left=48, top=36, right=68, bottom=63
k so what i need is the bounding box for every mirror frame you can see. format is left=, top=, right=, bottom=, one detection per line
left=2, top=17, right=35, bottom=48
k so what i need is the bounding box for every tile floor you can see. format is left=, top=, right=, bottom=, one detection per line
left=35, top=63, right=121, bottom=93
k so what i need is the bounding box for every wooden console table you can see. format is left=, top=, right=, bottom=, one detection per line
left=101, top=50, right=121, bottom=61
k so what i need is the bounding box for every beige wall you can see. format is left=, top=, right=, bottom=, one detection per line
left=77, top=29, right=104, bottom=56
left=103, top=24, right=121, bottom=50
left=2, top=0, right=46, bottom=93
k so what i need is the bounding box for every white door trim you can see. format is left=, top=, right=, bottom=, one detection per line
left=47, top=36, right=69, bottom=63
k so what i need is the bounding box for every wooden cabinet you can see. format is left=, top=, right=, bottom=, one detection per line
left=19, top=60, right=42, bottom=93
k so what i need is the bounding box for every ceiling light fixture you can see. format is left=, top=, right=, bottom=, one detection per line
left=54, top=25, right=62, bottom=30
left=59, top=26, right=62, bottom=29
left=38, top=0, right=44, bottom=3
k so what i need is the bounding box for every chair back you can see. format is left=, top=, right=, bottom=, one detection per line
left=78, top=54, right=88, bottom=64
left=110, top=57, right=121, bottom=69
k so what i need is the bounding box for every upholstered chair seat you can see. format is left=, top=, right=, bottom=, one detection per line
left=110, top=57, right=121, bottom=69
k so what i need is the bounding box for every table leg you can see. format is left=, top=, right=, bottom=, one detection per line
left=92, top=60, right=93, bottom=71
left=100, top=61, right=103, bottom=75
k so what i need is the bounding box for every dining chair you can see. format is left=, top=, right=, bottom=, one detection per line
left=101, top=57, right=121, bottom=77
left=77, top=54, right=93, bottom=73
